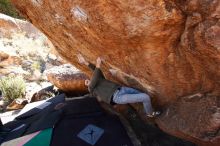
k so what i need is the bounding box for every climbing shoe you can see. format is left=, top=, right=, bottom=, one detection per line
left=147, top=111, right=161, bottom=118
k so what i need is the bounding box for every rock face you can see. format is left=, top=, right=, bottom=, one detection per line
left=11, top=0, right=220, bottom=145
left=156, top=93, right=220, bottom=146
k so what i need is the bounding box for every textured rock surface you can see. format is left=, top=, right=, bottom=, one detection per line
left=156, top=93, right=220, bottom=146
left=46, top=64, right=89, bottom=94
left=11, top=0, right=220, bottom=145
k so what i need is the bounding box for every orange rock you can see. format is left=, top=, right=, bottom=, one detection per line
left=6, top=98, right=28, bottom=111
left=0, top=51, right=9, bottom=61
left=11, top=0, right=220, bottom=145
left=0, top=56, right=22, bottom=67
left=156, top=94, right=220, bottom=146
left=46, top=64, right=89, bottom=94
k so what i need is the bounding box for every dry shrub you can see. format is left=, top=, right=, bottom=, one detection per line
left=0, top=75, right=26, bottom=102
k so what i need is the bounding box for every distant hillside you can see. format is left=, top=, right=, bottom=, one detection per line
left=0, top=0, right=21, bottom=18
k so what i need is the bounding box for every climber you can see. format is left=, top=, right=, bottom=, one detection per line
left=77, top=54, right=160, bottom=118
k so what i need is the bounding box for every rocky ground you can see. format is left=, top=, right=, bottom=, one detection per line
left=0, top=13, right=65, bottom=111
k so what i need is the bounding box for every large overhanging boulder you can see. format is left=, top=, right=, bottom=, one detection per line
left=11, top=0, right=220, bottom=145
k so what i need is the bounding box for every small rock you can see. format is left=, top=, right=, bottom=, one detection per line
left=46, top=64, right=89, bottom=94
left=6, top=98, right=28, bottom=111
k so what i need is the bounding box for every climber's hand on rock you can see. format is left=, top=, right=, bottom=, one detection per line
left=77, top=54, right=89, bottom=66
left=96, top=57, right=103, bottom=68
